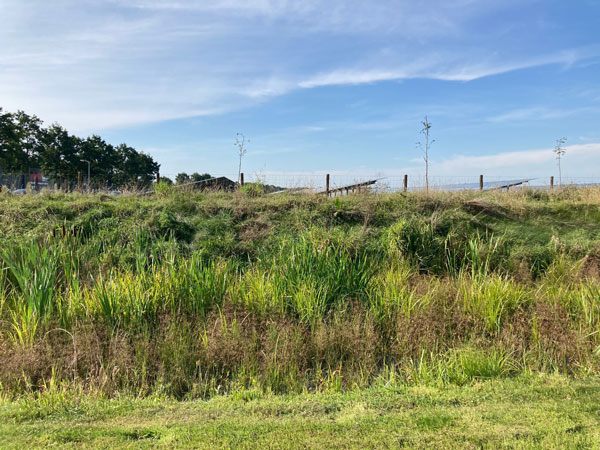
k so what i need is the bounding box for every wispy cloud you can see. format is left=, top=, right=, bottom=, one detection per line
left=0, top=0, right=596, bottom=133
left=251, top=143, right=600, bottom=180
left=487, top=106, right=600, bottom=123
left=298, top=50, right=584, bottom=88
left=414, top=143, right=600, bottom=178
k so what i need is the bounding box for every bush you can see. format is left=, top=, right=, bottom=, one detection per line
left=240, top=182, right=265, bottom=197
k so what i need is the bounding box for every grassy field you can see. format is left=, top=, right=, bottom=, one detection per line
left=1, top=186, right=600, bottom=446
left=2, top=376, right=600, bottom=448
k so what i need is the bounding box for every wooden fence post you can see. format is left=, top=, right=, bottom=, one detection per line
left=550, top=176, right=554, bottom=189
left=326, top=174, right=330, bottom=197
left=78, top=171, right=82, bottom=191
left=240, top=173, right=244, bottom=186
left=156, top=172, right=160, bottom=184
left=479, top=174, right=483, bottom=191
left=403, top=174, right=408, bottom=192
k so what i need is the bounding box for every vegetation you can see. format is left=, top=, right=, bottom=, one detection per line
left=1, top=186, right=600, bottom=444
left=0, top=107, right=159, bottom=189
left=554, top=137, right=567, bottom=186
left=174, top=172, right=213, bottom=185
left=2, top=376, right=599, bottom=448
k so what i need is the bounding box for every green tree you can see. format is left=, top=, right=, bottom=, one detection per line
left=176, top=173, right=190, bottom=184
left=38, top=124, right=79, bottom=183
left=0, top=110, right=44, bottom=186
left=190, top=172, right=212, bottom=182
left=117, top=145, right=159, bottom=187
left=1, top=107, right=161, bottom=189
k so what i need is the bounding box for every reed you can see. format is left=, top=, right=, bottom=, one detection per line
left=0, top=188, right=599, bottom=397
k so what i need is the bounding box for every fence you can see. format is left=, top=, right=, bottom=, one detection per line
left=160, top=173, right=600, bottom=195
left=4, top=171, right=600, bottom=195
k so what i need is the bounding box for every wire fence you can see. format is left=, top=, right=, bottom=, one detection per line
left=158, top=172, right=600, bottom=193
left=4, top=171, right=600, bottom=194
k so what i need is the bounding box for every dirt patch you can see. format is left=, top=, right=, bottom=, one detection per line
left=533, top=302, right=584, bottom=371
left=238, top=217, right=272, bottom=242
left=462, top=200, right=516, bottom=220
left=580, top=246, right=600, bottom=281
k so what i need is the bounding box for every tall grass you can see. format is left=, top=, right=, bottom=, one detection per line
left=0, top=189, right=599, bottom=397
left=458, top=275, right=527, bottom=333
left=243, top=235, right=375, bottom=320
left=1, top=243, right=60, bottom=346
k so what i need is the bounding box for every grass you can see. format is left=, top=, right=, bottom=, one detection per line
left=2, top=187, right=600, bottom=444
left=1, top=375, right=600, bottom=448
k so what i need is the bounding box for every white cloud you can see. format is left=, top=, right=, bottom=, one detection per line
left=412, top=143, right=600, bottom=178
left=487, top=106, right=600, bottom=123
left=298, top=50, right=584, bottom=88
left=241, top=143, right=600, bottom=190
left=0, top=0, right=595, bottom=132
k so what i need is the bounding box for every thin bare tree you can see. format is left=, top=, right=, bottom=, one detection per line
left=235, top=133, right=249, bottom=185
left=417, top=116, right=434, bottom=193
left=553, top=137, right=567, bottom=186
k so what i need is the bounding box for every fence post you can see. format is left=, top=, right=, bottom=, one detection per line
left=479, top=174, right=483, bottom=191
left=240, top=173, right=244, bottom=186
left=156, top=172, right=160, bottom=184
left=325, top=174, right=330, bottom=197
left=403, top=174, right=408, bottom=192
left=550, top=176, right=554, bottom=189
left=78, top=171, right=82, bottom=191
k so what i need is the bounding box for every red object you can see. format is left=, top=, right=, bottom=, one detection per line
left=29, top=170, right=43, bottom=182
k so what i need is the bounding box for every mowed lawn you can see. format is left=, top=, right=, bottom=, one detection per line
left=2, top=376, right=600, bottom=449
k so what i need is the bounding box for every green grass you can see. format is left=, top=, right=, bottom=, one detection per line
left=2, top=187, right=600, bottom=397
left=2, top=188, right=600, bottom=446
left=1, top=376, right=600, bottom=448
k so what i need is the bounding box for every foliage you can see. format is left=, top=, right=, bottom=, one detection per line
left=2, top=377, right=600, bottom=448
left=175, top=172, right=212, bottom=185
left=0, top=107, right=159, bottom=189
left=240, top=182, right=265, bottom=197
left=0, top=188, right=599, bottom=399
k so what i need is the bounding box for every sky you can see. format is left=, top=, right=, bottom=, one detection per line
left=1, top=0, right=600, bottom=184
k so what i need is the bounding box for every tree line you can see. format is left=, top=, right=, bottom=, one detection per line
left=0, top=107, right=160, bottom=189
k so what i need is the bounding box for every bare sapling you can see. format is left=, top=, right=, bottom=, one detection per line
left=553, top=137, right=567, bottom=186
left=417, top=116, right=434, bottom=193
left=235, top=133, right=250, bottom=185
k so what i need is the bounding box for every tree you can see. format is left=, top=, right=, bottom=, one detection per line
left=114, top=144, right=159, bottom=187
left=553, top=137, right=567, bottom=186
left=0, top=110, right=45, bottom=186
left=235, top=133, right=249, bottom=184
left=0, top=108, right=18, bottom=173
left=190, top=172, right=212, bottom=182
left=38, top=124, right=79, bottom=183
left=417, top=116, right=434, bottom=193
left=0, top=107, right=161, bottom=189
left=176, top=172, right=190, bottom=185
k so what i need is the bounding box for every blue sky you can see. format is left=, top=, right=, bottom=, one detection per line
left=2, top=0, right=600, bottom=183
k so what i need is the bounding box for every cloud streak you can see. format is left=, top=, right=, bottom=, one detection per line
left=0, top=0, right=596, bottom=133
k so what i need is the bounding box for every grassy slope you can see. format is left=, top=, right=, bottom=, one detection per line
left=2, top=376, right=600, bottom=448
left=2, top=188, right=600, bottom=246
left=3, top=189, right=600, bottom=447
